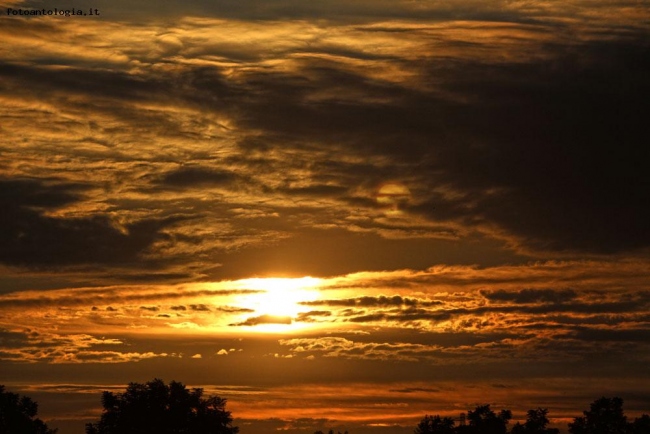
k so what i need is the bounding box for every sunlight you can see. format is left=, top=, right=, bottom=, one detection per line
left=236, top=276, right=322, bottom=319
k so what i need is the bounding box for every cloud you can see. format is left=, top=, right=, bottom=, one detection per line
left=279, top=337, right=438, bottom=362
left=388, top=387, right=440, bottom=394
left=0, top=329, right=167, bottom=364
left=302, top=296, right=443, bottom=307
left=16, top=384, right=127, bottom=394
left=1, top=14, right=648, bottom=288
left=59, top=351, right=166, bottom=364
left=296, top=311, right=332, bottom=322
left=158, top=166, right=241, bottom=188
left=168, top=322, right=201, bottom=329
left=404, top=38, right=650, bottom=254
left=0, top=285, right=261, bottom=309
left=480, top=289, right=578, bottom=304
left=561, top=327, right=650, bottom=343
left=0, top=178, right=184, bottom=267
left=230, top=315, right=293, bottom=326
left=217, top=306, right=255, bottom=313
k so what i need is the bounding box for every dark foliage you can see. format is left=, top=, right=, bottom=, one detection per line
left=415, top=404, right=511, bottom=434
left=511, top=408, right=559, bottom=434
left=0, top=385, right=57, bottom=434
left=569, top=397, right=626, bottom=434
left=416, top=398, right=649, bottom=434
left=569, top=397, right=650, bottom=434
left=465, top=405, right=512, bottom=434
left=629, top=414, right=650, bottom=434
left=415, top=415, right=455, bottom=434
left=85, top=378, right=238, bottom=434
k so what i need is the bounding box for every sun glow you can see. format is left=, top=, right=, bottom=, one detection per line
left=234, top=277, right=322, bottom=328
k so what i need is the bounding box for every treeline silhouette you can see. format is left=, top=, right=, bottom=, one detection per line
left=412, top=398, right=650, bottom=434
left=1, top=380, right=649, bottom=434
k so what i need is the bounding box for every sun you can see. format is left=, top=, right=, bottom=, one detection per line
left=236, top=277, right=322, bottom=318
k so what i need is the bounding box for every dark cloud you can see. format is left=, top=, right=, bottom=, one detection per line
left=0, top=60, right=237, bottom=133
left=0, top=178, right=184, bottom=267
left=562, top=327, right=650, bottom=343
left=0, top=289, right=261, bottom=309
left=277, top=184, right=349, bottom=198
left=216, top=306, right=255, bottom=313
left=508, top=299, right=649, bottom=315
left=189, top=304, right=211, bottom=312
left=2, top=24, right=649, bottom=264
left=229, top=315, right=293, bottom=326
left=0, top=329, right=30, bottom=349
left=0, top=178, right=87, bottom=208
left=347, top=313, right=390, bottom=323
left=322, top=291, right=650, bottom=327
left=158, top=167, right=240, bottom=188
left=20, top=384, right=127, bottom=394
left=296, top=311, right=332, bottom=322
left=302, top=296, right=443, bottom=308
left=345, top=309, right=452, bottom=324
left=228, top=36, right=650, bottom=255
left=408, top=39, right=650, bottom=254
left=480, top=299, right=642, bottom=316
left=0, top=60, right=171, bottom=105
left=388, top=387, right=440, bottom=393
left=480, top=288, right=578, bottom=304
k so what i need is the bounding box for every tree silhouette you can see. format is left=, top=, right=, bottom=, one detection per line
left=314, top=429, right=348, bottom=434
left=511, top=408, right=559, bottom=434
left=414, top=398, right=650, bottom=434
left=416, top=405, right=512, bottom=434
left=568, top=397, right=650, bottom=434
left=568, top=397, right=628, bottom=434
left=464, top=404, right=512, bottom=434
left=85, top=378, right=238, bottom=434
left=414, top=414, right=455, bottom=434
left=0, top=385, right=57, bottom=434
left=629, top=414, right=650, bottom=434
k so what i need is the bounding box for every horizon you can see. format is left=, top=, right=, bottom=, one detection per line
left=3, top=380, right=648, bottom=434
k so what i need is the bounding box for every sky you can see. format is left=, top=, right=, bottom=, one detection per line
left=0, top=0, right=649, bottom=433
